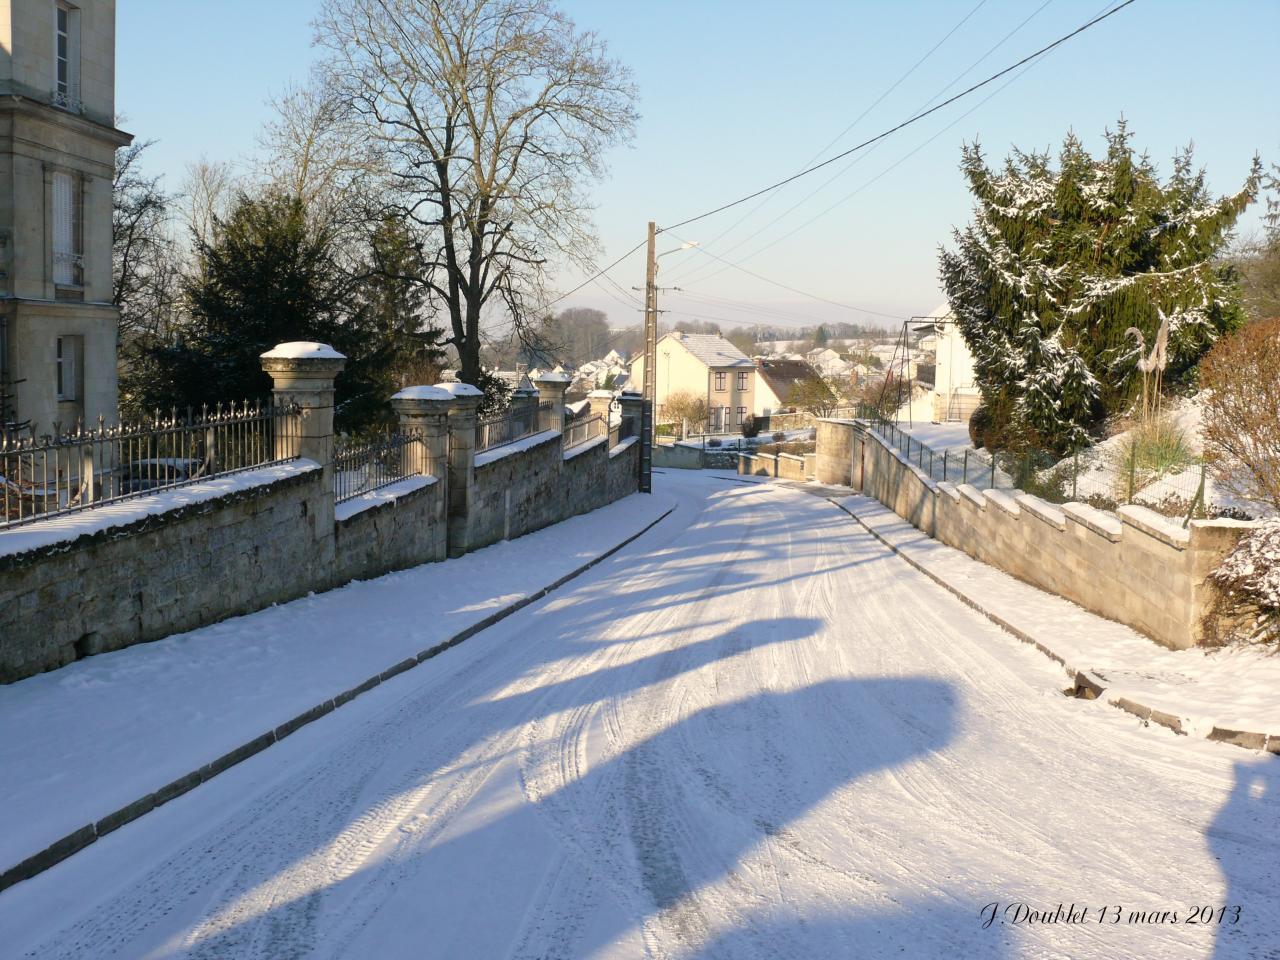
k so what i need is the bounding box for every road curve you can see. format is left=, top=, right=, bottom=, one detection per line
left=1, top=471, right=1275, bottom=959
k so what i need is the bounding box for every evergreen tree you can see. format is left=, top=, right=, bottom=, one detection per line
left=939, top=122, right=1260, bottom=451
left=136, top=191, right=387, bottom=431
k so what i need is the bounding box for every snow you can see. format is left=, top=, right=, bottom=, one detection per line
left=474, top=429, right=559, bottom=467
left=334, top=476, right=436, bottom=522
left=438, top=381, right=483, bottom=398
left=0, top=489, right=675, bottom=878
left=389, top=385, right=452, bottom=402
left=984, top=488, right=1020, bottom=516
left=609, top=436, right=638, bottom=458
left=1116, top=503, right=1191, bottom=547
left=838, top=495, right=1280, bottom=736
left=0, top=460, right=321, bottom=559
left=260, top=342, right=345, bottom=360
left=563, top=435, right=607, bottom=460
left=2, top=473, right=1276, bottom=959
left=531, top=369, right=572, bottom=383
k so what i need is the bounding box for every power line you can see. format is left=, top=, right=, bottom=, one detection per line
left=659, top=0, right=1138, bottom=234
left=661, top=0, right=991, bottom=284
left=671, top=0, right=1058, bottom=288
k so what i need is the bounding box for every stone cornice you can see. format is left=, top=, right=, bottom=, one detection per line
left=0, top=93, right=133, bottom=148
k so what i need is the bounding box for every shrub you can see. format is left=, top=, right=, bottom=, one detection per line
left=1205, top=519, right=1280, bottom=646
left=741, top=414, right=761, bottom=439
left=1200, top=317, right=1280, bottom=513
left=1109, top=415, right=1195, bottom=498
left=707, top=438, right=721, bottom=448
left=968, top=406, right=991, bottom=449
left=772, top=431, right=786, bottom=443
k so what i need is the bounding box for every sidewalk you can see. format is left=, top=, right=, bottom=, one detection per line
left=0, top=491, right=675, bottom=884
left=833, top=495, right=1280, bottom=753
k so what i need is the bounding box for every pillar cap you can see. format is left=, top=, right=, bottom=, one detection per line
left=438, top=381, right=483, bottom=398
left=391, top=385, right=453, bottom=402
left=532, top=370, right=572, bottom=385
left=261, top=342, right=346, bottom=361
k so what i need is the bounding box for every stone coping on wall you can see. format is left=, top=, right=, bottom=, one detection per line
left=0, top=460, right=322, bottom=568
left=334, top=475, right=438, bottom=523
left=564, top=435, right=608, bottom=461
left=609, top=437, right=638, bottom=459
left=474, top=429, right=560, bottom=468
left=833, top=495, right=1280, bottom=756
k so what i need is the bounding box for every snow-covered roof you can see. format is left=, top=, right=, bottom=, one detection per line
left=664, top=332, right=753, bottom=368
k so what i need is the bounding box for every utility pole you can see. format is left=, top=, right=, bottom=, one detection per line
left=639, top=221, right=657, bottom=493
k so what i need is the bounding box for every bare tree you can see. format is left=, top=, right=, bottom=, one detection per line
left=314, top=0, right=638, bottom=386
left=661, top=390, right=708, bottom=439
left=113, top=139, right=182, bottom=341
left=182, top=157, right=237, bottom=249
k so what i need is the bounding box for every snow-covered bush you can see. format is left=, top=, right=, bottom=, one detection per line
left=1205, top=519, right=1280, bottom=647
left=1200, top=317, right=1280, bottom=514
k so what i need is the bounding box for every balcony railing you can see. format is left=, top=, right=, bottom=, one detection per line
left=0, top=401, right=300, bottom=530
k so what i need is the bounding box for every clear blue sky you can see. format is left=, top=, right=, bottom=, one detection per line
left=119, top=0, right=1279, bottom=332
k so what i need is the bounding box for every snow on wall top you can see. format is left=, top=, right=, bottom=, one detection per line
left=391, top=385, right=453, bottom=402
left=260, top=342, right=346, bottom=360
left=532, top=370, right=573, bottom=384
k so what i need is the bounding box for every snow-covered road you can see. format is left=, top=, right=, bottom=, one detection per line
left=2, top=471, right=1276, bottom=959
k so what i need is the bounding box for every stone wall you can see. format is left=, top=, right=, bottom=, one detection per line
left=331, top=478, right=447, bottom=586
left=818, top=420, right=1254, bottom=650
left=1, top=354, right=644, bottom=684
left=0, top=465, right=328, bottom=682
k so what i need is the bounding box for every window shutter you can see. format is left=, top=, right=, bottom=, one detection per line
left=53, top=172, right=72, bottom=284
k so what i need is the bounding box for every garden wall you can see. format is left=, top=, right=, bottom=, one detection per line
left=1, top=405, right=642, bottom=683
left=814, top=419, right=1253, bottom=650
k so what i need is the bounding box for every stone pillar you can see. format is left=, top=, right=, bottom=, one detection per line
left=511, top=385, right=539, bottom=434
left=440, top=381, right=483, bottom=558
left=260, top=342, right=347, bottom=467
left=588, top=389, right=614, bottom=443
left=260, top=342, right=346, bottom=575
left=618, top=390, right=642, bottom=439
left=532, top=370, right=572, bottom=433
left=390, top=385, right=453, bottom=481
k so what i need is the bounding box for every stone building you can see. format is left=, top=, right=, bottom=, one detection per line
left=0, top=0, right=131, bottom=432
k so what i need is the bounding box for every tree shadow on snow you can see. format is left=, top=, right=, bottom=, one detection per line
left=1208, top=759, right=1280, bottom=959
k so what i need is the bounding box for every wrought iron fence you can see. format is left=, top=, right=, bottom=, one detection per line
left=476, top=400, right=554, bottom=452
left=0, top=401, right=300, bottom=530
left=333, top=431, right=424, bottom=504
left=563, top=413, right=605, bottom=450
left=866, top=415, right=1211, bottom=525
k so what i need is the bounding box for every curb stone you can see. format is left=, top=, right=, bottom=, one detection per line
left=0, top=505, right=676, bottom=894
left=827, top=497, right=1280, bottom=759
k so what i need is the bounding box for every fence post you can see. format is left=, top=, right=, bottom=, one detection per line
left=1072, top=447, right=1079, bottom=501
left=942, top=450, right=948, bottom=482
left=390, top=385, right=452, bottom=480
left=510, top=384, right=539, bottom=435
left=963, top=448, right=969, bottom=484
left=440, top=382, right=482, bottom=558
left=588, top=389, right=615, bottom=445
left=532, top=370, right=571, bottom=434
left=260, top=342, right=346, bottom=576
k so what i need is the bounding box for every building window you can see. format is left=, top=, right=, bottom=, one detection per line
left=736, top=406, right=746, bottom=425
left=54, top=3, right=80, bottom=111
left=714, top=371, right=726, bottom=391
left=737, top=371, right=748, bottom=391
left=56, top=336, right=77, bottom=401
left=52, top=171, right=83, bottom=286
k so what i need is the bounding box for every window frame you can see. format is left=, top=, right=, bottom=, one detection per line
left=53, top=2, right=80, bottom=111
left=56, top=336, right=77, bottom=402
left=737, top=371, right=749, bottom=391
left=51, top=170, right=84, bottom=287
left=714, top=371, right=726, bottom=392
